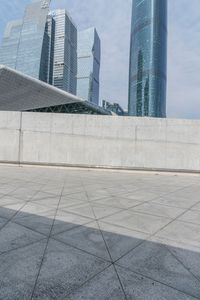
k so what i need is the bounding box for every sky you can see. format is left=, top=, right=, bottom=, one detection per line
left=0, top=0, right=200, bottom=119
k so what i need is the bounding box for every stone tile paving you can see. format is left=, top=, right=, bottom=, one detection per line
left=0, top=165, right=199, bottom=299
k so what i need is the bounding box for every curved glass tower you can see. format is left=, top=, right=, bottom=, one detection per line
left=128, top=0, right=167, bottom=118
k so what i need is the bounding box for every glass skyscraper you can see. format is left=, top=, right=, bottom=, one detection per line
left=128, top=0, right=167, bottom=118
left=50, top=9, right=77, bottom=94
left=16, top=0, right=51, bottom=81
left=0, top=1, right=77, bottom=95
left=45, top=14, right=55, bottom=85
left=77, top=28, right=100, bottom=105
left=0, top=0, right=51, bottom=81
left=0, top=20, right=23, bottom=69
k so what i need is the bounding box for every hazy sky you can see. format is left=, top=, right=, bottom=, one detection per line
left=0, top=0, right=200, bottom=119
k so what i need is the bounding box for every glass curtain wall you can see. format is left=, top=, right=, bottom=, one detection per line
left=0, top=20, right=23, bottom=69
left=77, top=28, right=100, bottom=105
left=15, top=0, right=51, bottom=81
left=51, top=9, right=77, bottom=94
left=128, top=0, right=167, bottom=118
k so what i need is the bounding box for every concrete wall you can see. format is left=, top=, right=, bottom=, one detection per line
left=1, top=111, right=200, bottom=172
left=0, top=111, right=21, bottom=163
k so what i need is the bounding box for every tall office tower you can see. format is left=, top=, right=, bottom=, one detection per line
left=45, top=15, right=55, bottom=85
left=51, top=9, right=77, bottom=94
left=77, top=28, right=101, bottom=105
left=128, top=0, right=167, bottom=117
left=15, top=0, right=51, bottom=81
left=0, top=20, right=23, bottom=69
left=0, top=2, right=78, bottom=95
left=0, top=0, right=51, bottom=81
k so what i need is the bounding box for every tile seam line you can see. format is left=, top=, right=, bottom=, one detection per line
left=81, top=177, right=129, bottom=300
left=126, top=207, right=185, bottom=220
left=0, top=178, right=58, bottom=201
left=62, top=206, right=125, bottom=222
left=0, top=187, right=45, bottom=233
left=168, top=218, right=200, bottom=228
left=106, top=181, right=200, bottom=220
left=94, top=182, right=199, bottom=222
left=114, top=194, right=200, bottom=271
left=0, top=180, right=53, bottom=247
left=62, top=264, right=115, bottom=300
left=88, top=205, right=129, bottom=300
left=0, top=183, right=29, bottom=201
left=51, top=236, right=112, bottom=263
left=30, top=183, right=65, bottom=300
left=1, top=177, right=197, bottom=231
left=60, top=194, right=178, bottom=224
left=0, top=237, right=47, bottom=257
left=115, top=264, right=200, bottom=300
left=11, top=218, right=51, bottom=238
left=165, top=244, right=200, bottom=284
left=150, top=197, right=200, bottom=240
left=57, top=175, right=117, bottom=298
left=0, top=202, right=26, bottom=220
left=99, top=219, right=153, bottom=236
left=50, top=220, right=96, bottom=237
left=0, top=183, right=195, bottom=218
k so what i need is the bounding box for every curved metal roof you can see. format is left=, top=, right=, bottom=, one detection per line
left=0, top=65, right=110, bottom=115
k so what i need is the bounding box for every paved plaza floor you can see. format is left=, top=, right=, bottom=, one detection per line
left=0, top=165, right=200, bottom=299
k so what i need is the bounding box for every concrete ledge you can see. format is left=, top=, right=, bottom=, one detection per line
left=12, top=162, right=200, bottom=175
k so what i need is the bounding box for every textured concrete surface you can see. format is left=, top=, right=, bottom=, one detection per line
left=1, top=111, right=200, bottom=171
left=0, top=165, right=200, bottom=299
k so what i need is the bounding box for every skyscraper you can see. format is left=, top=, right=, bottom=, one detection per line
left=0, top=0, right=51, bottom=81
left=128, top=0, right=167, bottom=118
left=0, top=20, right=23, bottom=69
left=45, top=14, right=55, bottom=85
left=15, top=0, right=51, bottom=81
left=77, top=28, right=100, bottom=105
left=51, top=9, right=77, bottom=94
left=0, top=1, right=77, bottom=95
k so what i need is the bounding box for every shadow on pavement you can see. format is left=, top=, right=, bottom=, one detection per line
left=0, top=202, right=199, bottom=300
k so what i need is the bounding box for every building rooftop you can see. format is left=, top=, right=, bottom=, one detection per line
left=0, top=164, right=199, bottom=299
left=49, top=9, right=77, bottom=28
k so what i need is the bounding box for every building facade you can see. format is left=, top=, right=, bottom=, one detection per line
left=45, top=15, right=55, bottom=85
left=0, top=20, right=23, bottom=69
left=128, top=0, right=167, bottom=118
left=50, top=9, right=77, bottom=94
left=77, top=28, right=100, bottom=105
left=0, top=0, right=51, bottom=81
left=0, top=2, right=77, bottom=95
left=15, top=0, right=51, bottom=81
